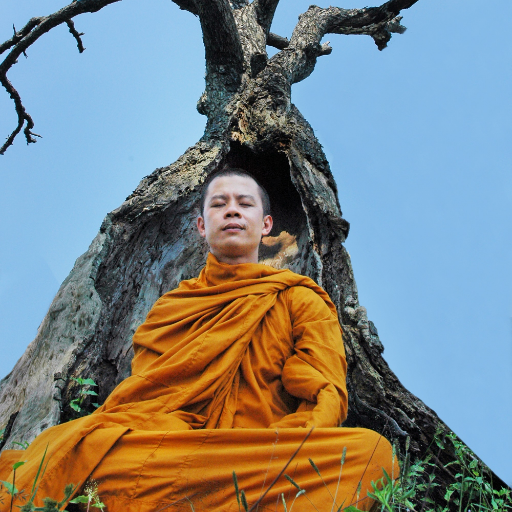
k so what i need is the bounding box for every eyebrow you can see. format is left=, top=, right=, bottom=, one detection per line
left=209, top=194, right=257, bottom=202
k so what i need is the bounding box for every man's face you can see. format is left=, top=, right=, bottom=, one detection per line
left=197, top=175, right=273, bottom=264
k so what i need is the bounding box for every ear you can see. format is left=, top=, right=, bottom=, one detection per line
left=197, top=216, right=206, bottom=238
left=261, top=215, right=273, bottom=236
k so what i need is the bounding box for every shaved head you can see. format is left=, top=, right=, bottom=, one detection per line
left=200, top=167, right=271, bottom=217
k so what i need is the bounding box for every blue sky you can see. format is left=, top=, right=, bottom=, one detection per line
left=1, top=0, right=511, bottom=486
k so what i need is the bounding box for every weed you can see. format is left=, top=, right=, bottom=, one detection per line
left=0, top=446, right=84, bottom=512
left=229, top=429, right=510, bottom=512
left=69, top=378, right=99, bottom=415
left=69, top=480, right=105, bottom=511
left=369, top=431, right=511, bottom=512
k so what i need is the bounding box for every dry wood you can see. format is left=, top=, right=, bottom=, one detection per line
left=0, top=0, right=508, bottom=507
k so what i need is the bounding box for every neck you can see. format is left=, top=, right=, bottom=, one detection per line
left=211, top=249, right=259, bottom=265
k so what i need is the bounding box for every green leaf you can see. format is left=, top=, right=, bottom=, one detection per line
left=69, top=401, right=81, bottom=412
left=59, top=483, right=80, bottom=508
left=30, top=443, right=50, bottom=501
left=82, top=390, right=98, bottom=396
left=381, top=467, right=392, bottom=484
left=69, top=496, right=90, bottom=504
left=12, top=441, right=29, bottom=449
left=13, top=461, right=26, bottom=470
left=0, top=479, right=18, bottom=495
left=80, top=379, right=97, bottom=387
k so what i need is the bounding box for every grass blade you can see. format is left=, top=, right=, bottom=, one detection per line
left=233, top=471, right=241, bottom=512
left=309, top=458, right=337, bottom=505
left=241, top=489, right=249, bottom=512
left=331, top=446, right=347, bottom=512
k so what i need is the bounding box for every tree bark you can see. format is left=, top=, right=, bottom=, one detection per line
left=0, top=0, right=508, bottom=507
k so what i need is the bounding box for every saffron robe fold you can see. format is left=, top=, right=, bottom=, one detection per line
left=0, top=254, right=396, bottom=511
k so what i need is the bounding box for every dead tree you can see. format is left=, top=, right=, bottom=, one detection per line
left=0, top=0, right=509, bottom=506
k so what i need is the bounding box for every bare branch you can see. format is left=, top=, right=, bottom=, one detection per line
left=319, top=0, right=418, bottom=50
left=290, top=0, right=419, bottom=50
left=267, top=32, right=288, bottom=50
left=284, top=0, right=420, bottom=84
left=66, top=20, right=85, bottom=53
left=0, top=75, right=41, bottom=155
left=0, top=18, right=43, bottom=56
left=195, top=0, right=244, bottom=75
left=253, top=0, right=280, bottom=35
left=171, top=0, right=199, bottom=16
left=0, top=0, right=122, bottom=154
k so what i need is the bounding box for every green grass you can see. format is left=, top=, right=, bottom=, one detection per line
left=365, top=431, right=511, bottom=512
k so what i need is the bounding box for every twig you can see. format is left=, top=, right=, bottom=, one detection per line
left=0, top=75, right=40, bottom=155
left=66, top=20, right=86, bottom=53
left=0, top=18, right=43, bottom=56
left=247, top=427, right=314, bottom=512
left=255, top=430, right=280, bottom=512
left=154, top=492, right=201, bottom=512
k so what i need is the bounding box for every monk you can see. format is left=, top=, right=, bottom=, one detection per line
left=0, top=169, right=397, bottom=512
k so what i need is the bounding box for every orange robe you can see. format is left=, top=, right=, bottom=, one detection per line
left=0, top=254, right=396, bottom=511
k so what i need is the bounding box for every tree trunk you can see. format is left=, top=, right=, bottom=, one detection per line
left=0, top=0, right=508, bottom=507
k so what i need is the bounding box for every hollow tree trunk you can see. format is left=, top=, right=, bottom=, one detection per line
left=0, top=0, right=508, bottom=507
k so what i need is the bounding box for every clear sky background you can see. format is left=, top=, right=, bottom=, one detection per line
left=1, top=0, right=511, bottom=486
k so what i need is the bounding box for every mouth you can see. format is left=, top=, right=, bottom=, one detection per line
left=222, top=223, right=244, bottom=231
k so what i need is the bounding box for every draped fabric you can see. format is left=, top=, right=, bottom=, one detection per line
left=0, top=254, right=395, bottom=511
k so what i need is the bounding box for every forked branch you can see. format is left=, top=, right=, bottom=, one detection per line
left=0, top=18, right=44, bottom=56
left=285, top=0, right=420, bottom=83
left=0, top=74, right=41, bottom=152
left=0, top=0, right=129, bottom=154
left=292, top=0, right=418, bottom=50
left=1, top=0, right=421, bottom=154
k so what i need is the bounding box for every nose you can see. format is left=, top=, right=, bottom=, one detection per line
left=224, top=202, right=241, bottom=218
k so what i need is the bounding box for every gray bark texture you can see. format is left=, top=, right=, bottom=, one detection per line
left=0, top=0, right=509, bottom=507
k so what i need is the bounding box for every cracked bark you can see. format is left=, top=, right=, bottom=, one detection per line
left=0, top=0, right=508, bottom=506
